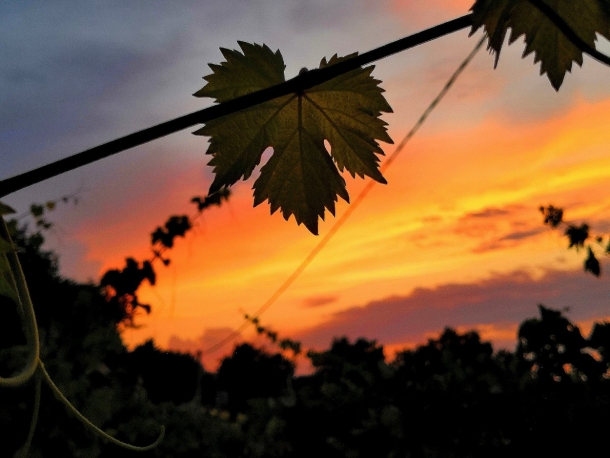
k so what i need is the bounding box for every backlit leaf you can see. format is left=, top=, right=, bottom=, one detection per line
left=471, top=0, right=610, bottom=89
left=194, top=42, right=393, bottom=234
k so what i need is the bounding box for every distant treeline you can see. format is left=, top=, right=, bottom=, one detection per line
left=2, top=222, right=610, bottom=457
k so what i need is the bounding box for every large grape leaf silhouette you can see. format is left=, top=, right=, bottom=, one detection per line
left=194, top=42, right=393, bottom=234
left=471, top=0, right=610, bottom=90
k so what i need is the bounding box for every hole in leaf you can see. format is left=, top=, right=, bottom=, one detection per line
left=323, top=139, right=332, bottom=154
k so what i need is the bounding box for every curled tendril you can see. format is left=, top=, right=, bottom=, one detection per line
left=0, top=215, right=165, bottom=454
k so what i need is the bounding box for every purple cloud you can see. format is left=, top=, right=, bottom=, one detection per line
left=294, top=268, right=610, bottom=351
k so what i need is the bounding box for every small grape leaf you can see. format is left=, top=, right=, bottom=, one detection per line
left=540, top=204, right=563, bottom=227
left=0, top=202, right=15, bottom=215
left=194, top=42, right=393, bottom=234
left=30, top=203, right=44, bottom=218
left=584, top=246, right=601, bottom=276
left=471, top=0, right=610, bottom=90
left=151, top=215, right=191, bottom=248
left=565, top=223, right=589, bottom=248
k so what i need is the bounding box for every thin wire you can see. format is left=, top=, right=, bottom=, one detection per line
left=200, top=35, right=487, bottom=355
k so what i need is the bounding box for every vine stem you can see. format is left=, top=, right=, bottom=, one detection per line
left=1, top=214, right=165, bottom=452
left=16, top=370, right=41, bottom=458
left=0, top=15, right=473, bottom=198
left=0, top=215, right=40, bottom=388
left=39, top=362, right=166, bottom=452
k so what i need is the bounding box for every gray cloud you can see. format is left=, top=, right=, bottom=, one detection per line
left=472, top=227, right=546, bottom=253
left=460, top=204, right=525, bottom=221
left=294, top=268, right=610, bottom=350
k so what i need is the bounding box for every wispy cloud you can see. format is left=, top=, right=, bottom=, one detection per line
left=302, top=295, right=339, bottom=308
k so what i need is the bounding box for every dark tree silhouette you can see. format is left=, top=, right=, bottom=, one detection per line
left=216, top=343, right=294, bottom=413
left=517, top=304, right=603, bottom=384
left=126, top=340, right=203, bottom=405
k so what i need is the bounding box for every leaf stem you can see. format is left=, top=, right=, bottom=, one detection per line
left=0, top=15, right=472, bottom=198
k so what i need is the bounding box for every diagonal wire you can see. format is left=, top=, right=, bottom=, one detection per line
left=199, top=35, right=487, bottom=355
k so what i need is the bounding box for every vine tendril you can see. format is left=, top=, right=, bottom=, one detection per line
left=16, top=370, right=41, bottom=458
left=0, top=216, right=39, bottom=389
left=39, top=362, right=166, bottom=452
left=0, top=214, right=165, bottom=454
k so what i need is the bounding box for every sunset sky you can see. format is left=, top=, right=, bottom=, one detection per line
left=3, top=0, right=610, bottom=370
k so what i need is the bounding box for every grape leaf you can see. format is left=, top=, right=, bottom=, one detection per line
left=471, top=0, right=610, bottom=90
left=565, top=223, right=589, bottom=248
left=0, top=202, right=15, bottom=216
left=584, top=246, right=601, bottom=276
left=194, top=42, right=393, bottom=234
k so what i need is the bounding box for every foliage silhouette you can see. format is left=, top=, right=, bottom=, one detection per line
left=540, top=204, right=610, bottom=276
left=126, top=340, right=203, bottom=405
left=518, top=304, right=602, bottom=384
left=101, top=187, right=230, bottom=327
left=3, top=226, right=610, bottom=456
left=216, top=343, right=294, bottom=414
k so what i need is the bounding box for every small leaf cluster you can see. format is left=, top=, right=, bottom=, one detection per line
left=245, top=314, right=302, bottom=356
left=19, top=192, right=81, bottom=232
left=101, top=188, right=230, bottom=326
left=540, top=204, right=610, bottom=277
left=151, top=216, right=191, bottom=250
